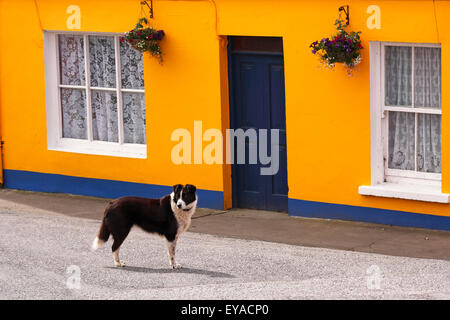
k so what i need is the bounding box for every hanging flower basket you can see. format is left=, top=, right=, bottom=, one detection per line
left=121, top=18, right=165, bottom=62
left=310, top=19, right=362, bottom=75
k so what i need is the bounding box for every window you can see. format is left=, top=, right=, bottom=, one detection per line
left=44, top=32, right=147, bottom=158
left=360, top=42, right=448, bottom=203
left=384, top=43, right=441, bottom=181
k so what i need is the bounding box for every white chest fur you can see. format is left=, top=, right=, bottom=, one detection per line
left=170, top=192, right=197, bottom=235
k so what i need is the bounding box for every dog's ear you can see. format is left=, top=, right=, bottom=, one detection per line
left=185, top=184, right=197, bottom=193
left=173, top=184, right=183, bottom=193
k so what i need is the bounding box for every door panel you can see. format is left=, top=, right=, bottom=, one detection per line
left=265, top=61, right=288, bottom=211
left=232, top=56, right=265, bottom=209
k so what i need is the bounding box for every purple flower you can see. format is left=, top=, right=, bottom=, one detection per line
left=157, top=30, right=165, bottom=40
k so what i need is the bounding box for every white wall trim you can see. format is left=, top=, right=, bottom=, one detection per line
left=369, top=41, right=384, bottom=185
left=359, top=183, right=450, bottom=203
left=48, top=139, right=147, bottom=158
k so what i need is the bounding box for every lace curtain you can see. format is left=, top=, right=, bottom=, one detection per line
left=89, top=36, right=119, bottom=142
left=386, top=46, right=441, bottom=173
left=120, top=41, right=146, bottom=144
left=59, top=35, right=87, bottom=139
left=120, top=41, right=145, bottom=89
left=61, top=88, right=87, bottom=139
left=58, top=35, right=146, bottom=144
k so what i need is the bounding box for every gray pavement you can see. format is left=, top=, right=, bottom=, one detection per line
left=1, top=207, right=450, bottom=299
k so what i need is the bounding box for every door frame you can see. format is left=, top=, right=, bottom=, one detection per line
left=227, top=36, right=287, bottom=210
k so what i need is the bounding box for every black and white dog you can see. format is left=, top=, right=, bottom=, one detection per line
left=91, top=184, right=197, bottom=269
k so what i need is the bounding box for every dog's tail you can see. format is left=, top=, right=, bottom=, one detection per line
left=91, top=216, right=111, bottom=251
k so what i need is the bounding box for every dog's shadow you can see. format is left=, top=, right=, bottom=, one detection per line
left=105, top=265, right=234, bottom=279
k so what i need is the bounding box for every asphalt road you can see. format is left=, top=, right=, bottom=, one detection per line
left=0, top=210, right=449, bottom=299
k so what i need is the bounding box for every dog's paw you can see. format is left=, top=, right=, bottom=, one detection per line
left=171, top=263, right=182, bottom=269
left=114, top=260, right=126, bottom=267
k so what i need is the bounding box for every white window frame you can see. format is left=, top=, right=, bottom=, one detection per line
left=359, top=41, right=449, bottom=203
left=44, top=31, right=147, bottom=159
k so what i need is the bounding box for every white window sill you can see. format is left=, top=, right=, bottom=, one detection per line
left=49, top=139, right=147, bottom=159
left=359, top=183, right=450, bottom=203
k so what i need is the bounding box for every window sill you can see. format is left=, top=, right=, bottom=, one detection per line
left=49, top=139, right=147, bottom=159
left=359, top=183, right=450, bottom=203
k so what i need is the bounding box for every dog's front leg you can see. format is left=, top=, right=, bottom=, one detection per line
left=166, top=237, right=181, bottom=269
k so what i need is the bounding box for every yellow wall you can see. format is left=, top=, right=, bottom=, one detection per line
left=0, top=0, right=225, bottom=192
left=1, top=0, right=450, bottom=217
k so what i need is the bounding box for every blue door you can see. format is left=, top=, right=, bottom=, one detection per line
left=229, top=37, right=288, bottom=212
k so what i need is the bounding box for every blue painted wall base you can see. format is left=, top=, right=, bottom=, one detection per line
left=3, top=169, right=224, bottom=210
left=288, top=198, right=450, bottom=232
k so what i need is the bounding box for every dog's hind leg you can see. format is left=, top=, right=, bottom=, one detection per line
left=111, top=226, right=131, bottom=267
